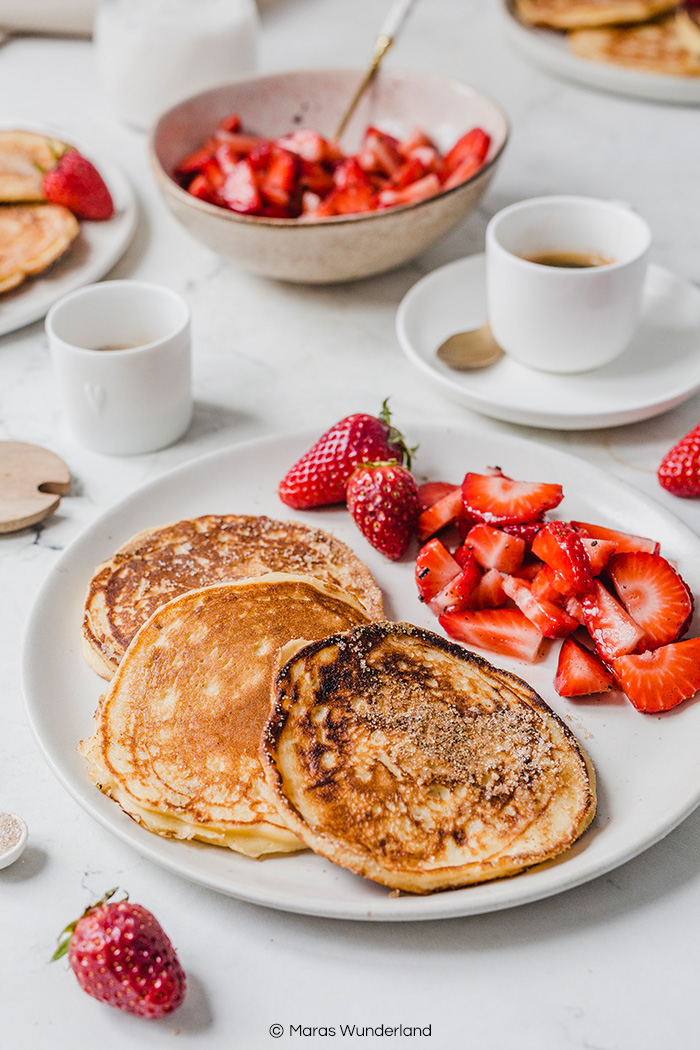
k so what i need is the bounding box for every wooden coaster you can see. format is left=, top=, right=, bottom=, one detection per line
left=0, top=442, right=71, bottom=534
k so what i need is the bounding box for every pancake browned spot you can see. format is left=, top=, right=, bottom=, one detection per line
left=0, top=130, right=67, bottom=203
left=261, top=622, right=596, bottom=893
left=79, top=574, right=374, bottom=858
left=82, top=513, right=384, bottom=679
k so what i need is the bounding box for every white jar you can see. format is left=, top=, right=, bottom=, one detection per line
left=94, top=0, right=259, bottom=131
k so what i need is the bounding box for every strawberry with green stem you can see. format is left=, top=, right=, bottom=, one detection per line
left=53, top=889, right=186, bottom=1018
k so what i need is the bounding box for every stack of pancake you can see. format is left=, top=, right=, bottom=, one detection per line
left=514, top=0, right=700, bottom=76
left=0, top=130, right=80, bottom=294
left=79, top=512, right=596, bottom=893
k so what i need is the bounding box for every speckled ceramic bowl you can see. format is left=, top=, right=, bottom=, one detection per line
left=150, top=68, right=509, bottom=284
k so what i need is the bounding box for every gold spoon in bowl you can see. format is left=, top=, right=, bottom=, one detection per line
left=436, top=321, right=504, bottom=370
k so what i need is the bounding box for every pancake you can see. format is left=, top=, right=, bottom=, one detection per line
left=514, top=0, right=679, bottom=29
left=675, top=5, right=700, bottom=55
left=568, top=14, right=700, bottom=74
left=0, top=203, right=79, bottom=294
left=0, top=130, right=66, bottom=203
left=79, top=574, right=374, bottom=858
left=82, top=513, right=384, bottom=680
left=261, top=622, right=596, bottom=893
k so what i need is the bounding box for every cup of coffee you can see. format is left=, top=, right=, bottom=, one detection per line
left=46, top=280, right=192, bottom=455
left=485, top=196, right=651, bottom=373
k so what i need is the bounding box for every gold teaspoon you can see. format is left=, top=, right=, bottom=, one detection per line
left=436, top=322, right=504, bottom=370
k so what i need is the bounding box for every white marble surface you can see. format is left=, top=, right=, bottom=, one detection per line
left=2, top=1, right=700, bottom=1046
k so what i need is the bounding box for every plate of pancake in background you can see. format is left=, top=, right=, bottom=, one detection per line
left=21, top=424, right=700, bottom=920
left=500, top=0, right=700, bottom=103
left=0, top=125, right=137, bottom=336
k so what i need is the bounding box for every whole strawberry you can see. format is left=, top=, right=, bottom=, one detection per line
left=346, top=460, right=419, bottom=560
left=53, top=889, right=186, bottom=1018
left=278, top=400, right=413, bottom=509
left=658, top=423, right=700, bottom=498
left=43, top=148, right=115, bottom=220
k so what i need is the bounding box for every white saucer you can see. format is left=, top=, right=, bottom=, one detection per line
left=396, top=254, right=700, bottom=430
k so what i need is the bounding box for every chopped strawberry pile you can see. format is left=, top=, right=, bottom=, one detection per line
left=175, top=114, right=491, bottom=219
left=415, top=469, right=700, bottom=714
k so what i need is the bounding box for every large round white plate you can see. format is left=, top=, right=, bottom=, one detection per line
left=396, top=254, right=700, bottom=430
left=499, top=1, right=700, bottom=104
left=0, top=126, right=137, bottom=336
left=21, top=425, right=700, bottom=920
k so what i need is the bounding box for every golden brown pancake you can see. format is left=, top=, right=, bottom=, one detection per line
left=0, top=203, right=79, bottom=294
left=261, top=622, right=596, bottom=893
left=79, top=574, right=374, bottom=858
left=675, top=4, right=700, bottom=55
left=568, top=14, right=700, bottom=74
left=82, top=513, right=384, bottom=679
left=514, top=0, right=679, bottom=29
left=0, top=130, right=66, bottom=202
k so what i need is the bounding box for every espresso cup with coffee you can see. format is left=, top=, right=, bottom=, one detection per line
left=46, top=280, right=192, bottom=455
left=485, top=196, right=651, bottom=374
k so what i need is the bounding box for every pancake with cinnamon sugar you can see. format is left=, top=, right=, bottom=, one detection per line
left=82, top=513, right=384, bottom=679
left=514, top=0, right=678, bottom=29
left=79, top=574, right=374, bottom=858
left=568, top=13, right=700, bottom=74
left=261, top=622, right=596, bottom=893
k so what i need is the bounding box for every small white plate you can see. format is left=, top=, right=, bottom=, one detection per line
left=0, top=127, right=137, bottom=337
left=396, top=254, right=700, bottom=430
left=499, top=1, right=700, bottom=105
left=20, top=425, right=700, bottom=920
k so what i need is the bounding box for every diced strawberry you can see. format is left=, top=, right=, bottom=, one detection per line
left=275, top=129, right=327, bottom=163
left=563, top=594, right=585, bottom=623
left=407, top=145, right=440, bottom=171
left=213, top=130, right=265, bottom=153
left=219, top=158, right=262, bottom=214
left=175, top=146, right=215, bottom=176
left=358, top=127, right=403, bottom=176
left=607, top=551, right=694, bottom=650
left=611, top=636, right=700, bottom=713
left=441, top=128, right=490, bottom=176
left=415, top=538, right=461, bottom=603
left=580, top=580, right=646, bottom=661
left=218, top=113, right=242, bottom=134
left=470, top=567, right=507, bottom=609
left=417, top=480, right=458, bottom=511
left=511, top=555, right=542, bottom=581
left=500, top=521, right=545, bottom=546
left=441, top=153, right=488, bottom=191
left=214, top=143, right=243, bottom=174
left=375, top=173, right=442, bottom=208
left=439, top=608, right=547, bottom=663
left=187, top=173, right=220, bottom=203
left=390, top=156, right=429, bottom=189
left=247, top=141, right=273, bottom=172
left=532, top=563, right=572, bottom=602
left=555, top=637, right=616, bottom=697
left=428, top=553, right=482, bottom=614
left=416, top=486, right=463, bottom=540
left=201, top=156, right=226, bottom=189
left=260, top=148, right=300, bottom=209
left=571, top=520, right=659, bottom=555
left=461, top=472, right=564, bottom=526
left=580, top=536, right=617, bottom=575
left=501, top=575, right=578, bottom=639
left=531, top=521, right=594, bottom=595
left=298, top=159, right=335, bottom=196
left=397, top=127, right=437, bottom=156
left=461, top=523, right=525, bottom=574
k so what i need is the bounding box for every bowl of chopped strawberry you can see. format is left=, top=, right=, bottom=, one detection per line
left=149, top=68, right=508, bottom=282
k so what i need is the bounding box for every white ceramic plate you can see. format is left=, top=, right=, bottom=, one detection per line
left=499, top=1, right=700, bottom=104
left=396, top=254, right=700, bottom=430
left=21, top=425, right=700, bottom=920
left=0, top=127, right=137, bottom=336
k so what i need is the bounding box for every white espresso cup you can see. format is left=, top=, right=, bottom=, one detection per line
left=46, top=280, right=192, bottom=455
left=485, top=196, right=651, bottom=374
